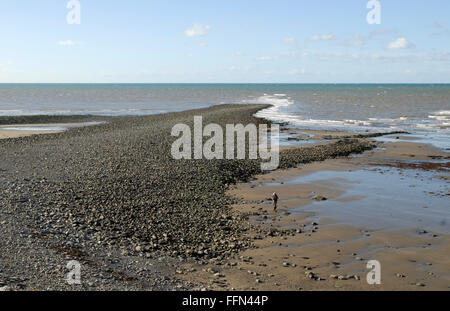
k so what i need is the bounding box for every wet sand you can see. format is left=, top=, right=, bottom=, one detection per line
left=176, top=131, right=450, bottom=291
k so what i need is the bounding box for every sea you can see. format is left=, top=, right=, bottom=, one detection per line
left=0, top=84, right=448, bottom=148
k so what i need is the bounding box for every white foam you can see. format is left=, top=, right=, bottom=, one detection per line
left=250, top=94, right=392, bottom=132
left=248, top=94, right=450, bottom=138
left=434, top=110, right=450, bottom=116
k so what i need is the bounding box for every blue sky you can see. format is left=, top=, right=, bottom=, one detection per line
left=0, top=0, right=449, bottom=83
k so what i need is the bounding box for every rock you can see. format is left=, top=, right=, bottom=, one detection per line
left=306, top=272, right=317, bottom=280
left=0, top=286, right=11, bottom=291
left=207, top=268, right=218, bottom=274
left=416, top=283, right=426, bottom=287
left=313, top=196, right=327, bottom=201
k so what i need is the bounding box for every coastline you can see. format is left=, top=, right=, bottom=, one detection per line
left=0, top=104, right=448, bottom=291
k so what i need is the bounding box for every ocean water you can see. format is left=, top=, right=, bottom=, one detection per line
left=0, top=84, right=449, bottom=143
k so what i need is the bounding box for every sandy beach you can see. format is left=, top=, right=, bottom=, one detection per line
left=175, top=130, right=450, bottom=291
left=0, top=105, right=448, bottom=291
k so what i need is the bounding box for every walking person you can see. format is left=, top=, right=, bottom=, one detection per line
left=272, top=192, right=279, bottom=211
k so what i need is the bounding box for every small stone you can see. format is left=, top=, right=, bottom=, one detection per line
left=306, top=272, right=316, bottom=280
left=207, top=268, right=218, bottom=274
left=313, top=196, right=327, bottom=201
left=416, top=283, right=426, bottom=287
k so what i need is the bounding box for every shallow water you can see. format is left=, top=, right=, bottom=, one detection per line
left=372, top=133, right=450, bottom=150
left=0, top=126, right=68, bottom=131
left=282, top=167, right=450, bottom=234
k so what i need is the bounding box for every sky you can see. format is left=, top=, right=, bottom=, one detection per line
left=0, top=0, right=449, bottom=83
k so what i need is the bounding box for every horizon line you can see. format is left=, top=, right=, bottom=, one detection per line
left=1, top=82, right=449, bottom=85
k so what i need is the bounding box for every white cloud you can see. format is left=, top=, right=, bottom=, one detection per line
left=185, top=23, right=211, bottom=37
left=257, top=56, right=276, bottom=62
left=228, top=65, right=251, bottom=72
left=58, top=40, right=76, bottom=46
left=284, top=37, right=296, bottom=44
left=289, top=68, right=306, bottom=75
left=347, top=34, right=365, bottom=47
left=310, top=33, right=334, bottom=41
left=432, top=21, right=444, bottom=29
left=430, top=21, right=450, bottom=37
left=368, top=29, right=397, bottom=39
left=387, top=37, right=414, bottom=50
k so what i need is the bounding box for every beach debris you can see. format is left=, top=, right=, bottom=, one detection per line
left=313, top=195, right=328, bottom=201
